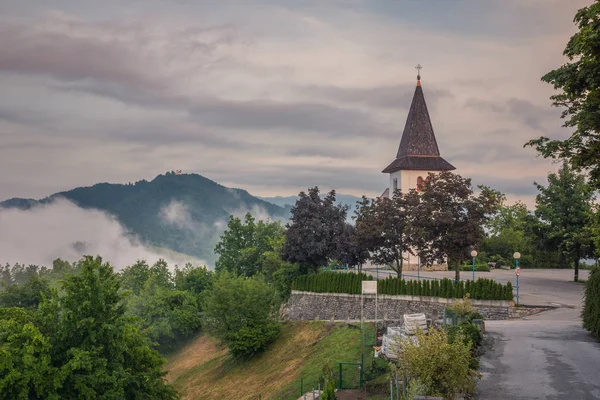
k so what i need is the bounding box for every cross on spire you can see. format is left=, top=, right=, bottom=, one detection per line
left=415, top=63, right=422, bottom=81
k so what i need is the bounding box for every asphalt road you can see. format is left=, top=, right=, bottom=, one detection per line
left=364, top=268, right=600, bottom=399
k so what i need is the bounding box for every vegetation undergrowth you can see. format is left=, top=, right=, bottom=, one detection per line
left=167, top=321, right=377, bottom=400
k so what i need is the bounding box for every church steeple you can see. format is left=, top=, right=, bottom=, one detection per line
left=382, top=67, right=455, bottom=174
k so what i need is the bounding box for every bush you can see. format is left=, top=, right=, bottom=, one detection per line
left=446, top=322, right=483, bottom=349
left=395, top=328, right=478, bottom=398
left=225, top=323, right=281, bottom=357
left=460, top=263, right=491, bottom=272
left=583, top=267, right=600, bottom=339
left=291, top=272, right=373, bottom=294
left=450, top=295, right=475, bottom=317
left=203, top=273, right=281, bottom=358
left=292, top=275, right=512, bottom=301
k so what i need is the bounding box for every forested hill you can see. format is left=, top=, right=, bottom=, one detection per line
left=0, top=173, right=289, bottom=263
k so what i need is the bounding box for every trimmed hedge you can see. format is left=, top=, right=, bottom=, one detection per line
left=292, top=273, right=513, bottom=301
left=583, top=267, right=600, bottom=339
left=291, top=272, right=373, bottom=294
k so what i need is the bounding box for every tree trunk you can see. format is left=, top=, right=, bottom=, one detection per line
left=454, top=258, right=460, bottom=282
left=394, top=256, right=403, bottom=278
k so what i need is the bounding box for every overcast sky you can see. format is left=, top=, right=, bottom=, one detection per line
left=0, top=0, right=589, bottom=207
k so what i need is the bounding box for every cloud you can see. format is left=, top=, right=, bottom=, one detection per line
left=0, top=198, right=204, bottom=269
left=301, top=84, right=453, bottom=110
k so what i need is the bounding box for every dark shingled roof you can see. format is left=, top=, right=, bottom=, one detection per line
left=382, top=81, right=455, bottom=173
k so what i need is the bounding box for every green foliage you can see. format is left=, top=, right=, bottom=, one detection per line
left=127, top=281, right=202, bottom=352
left=0, top=256, right=178, bottom=399
left=320, top=364, right=337, bottom=400
left=446, top=322, right=483, bottom=349
left=0, top=275, right=51, bottom=309
left=395, top=328, right=478, bottom=398
left=292, top=275, right=512, bottom=301
left=354, top=191, right=415, bottom=276
left=533, top=164, right=595, bottom=281
left=582, top=267, right=600, bottom=339
left=525, top=2, right=600, bottom=187
left=202, top=273, right=281, bottom=358
left=408, top=172, right=503, bottom=281
left=291, top=272, right=373, bottom=294
left=0, top=316, right=56, bottom=399
left=460, top=262, right=490, bottom=272
left=174, top=263, right=214, bottom=302
left=215, top=213, right=285, bottom=277
left=282, top=187, right=348, bottom=273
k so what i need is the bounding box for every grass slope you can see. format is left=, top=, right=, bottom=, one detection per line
left=167, top=322, right=376, bottom=400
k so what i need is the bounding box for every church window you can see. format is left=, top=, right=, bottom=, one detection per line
left=393, top=178, right=398, bottom=191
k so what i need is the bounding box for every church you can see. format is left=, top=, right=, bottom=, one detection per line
left=380, top=66, right=455, bottom=270
left=380, top=66, right=455, bottom=199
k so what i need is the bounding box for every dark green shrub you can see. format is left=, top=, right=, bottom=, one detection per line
left=583, top=267, right=600, bottom=339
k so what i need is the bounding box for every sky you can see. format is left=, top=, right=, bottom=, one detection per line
left=0, top=0, right=591, bottom=208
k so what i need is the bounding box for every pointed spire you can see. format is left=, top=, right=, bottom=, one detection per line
left=381, top=67, right=455, bottom=174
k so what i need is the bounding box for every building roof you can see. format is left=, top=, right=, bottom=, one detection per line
left=382, top=77, right=455, bottom=174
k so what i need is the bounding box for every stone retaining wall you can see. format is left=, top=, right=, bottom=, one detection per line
left=284, top=291, right=552, bottom=321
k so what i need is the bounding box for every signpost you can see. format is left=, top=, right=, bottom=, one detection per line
left=361, top=280, right=378, bottom=385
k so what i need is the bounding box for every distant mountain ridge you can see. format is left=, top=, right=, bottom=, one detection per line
left=1, top=173, right=289, bottom=264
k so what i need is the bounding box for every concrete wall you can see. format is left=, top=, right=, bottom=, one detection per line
left=284, top=291, right=551, bottom=321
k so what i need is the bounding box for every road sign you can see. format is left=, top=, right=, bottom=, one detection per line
left=515, top=267, right=520, bottom=277
left=362, top=280, right=377, bottom=294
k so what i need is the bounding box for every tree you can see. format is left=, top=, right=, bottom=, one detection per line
left=0, top=312, right=56, bottom=399
left=127, top=279, right=202, bottom=352
left=282, top=187, right=348, bottom=273
left=410, top=172, right=502, bottom=281
left=533, top=164, right=595, bottom=281
left=0, top=274, right=51, bottom=309
left=202, top=273, right=280, bottom=358
left=45, top=256, right=178, bottom=399
left=214, top=213, right=285, bottom=277
left=354, top=191, right=415, bottom=276
left=525, top=2, right=600, bottom=186
left=334, top=223, right=369, bottom=270
left=174, top=263, right=213, bottom=301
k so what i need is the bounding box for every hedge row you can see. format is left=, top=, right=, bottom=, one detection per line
left=377, top=276, right=513, bottom=300
left=583, top=267, right=600, bottom=339
left=291, top=272, right=373, bottom=294
left=292, top=273, right=513, bottom=301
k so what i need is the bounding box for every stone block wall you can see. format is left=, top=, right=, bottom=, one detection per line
left=283, top=291, right=551, bottom=321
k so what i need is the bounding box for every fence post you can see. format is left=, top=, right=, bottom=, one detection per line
left=339, top=363, right=343, bottom=390
left=390, top=378, right=393, bottom=400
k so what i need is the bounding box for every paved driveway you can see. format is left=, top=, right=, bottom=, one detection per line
left=364, top=268, right=600, bottom=399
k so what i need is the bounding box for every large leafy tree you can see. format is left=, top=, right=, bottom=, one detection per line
left=202, top=273, right=280, bottom=358
left=282, top=187, right=347, bottom=273
left=214, top=213, right=285, bottom=277
left=526, top=2, right=600, bottom=186
left=334, top=223, right=369, bottom=270
left=533, top=164, right=595, bottom=282
left=410, top=172, right=502, bottom=281
left=0, top=256, right=178, bottom=399
left=354, top=191, right=416, bottom=276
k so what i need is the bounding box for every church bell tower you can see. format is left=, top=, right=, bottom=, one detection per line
left=381, top=65, right=455, bottom=197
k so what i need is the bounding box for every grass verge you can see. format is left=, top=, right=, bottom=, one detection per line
left=167, top=321, right=377, bottom=400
